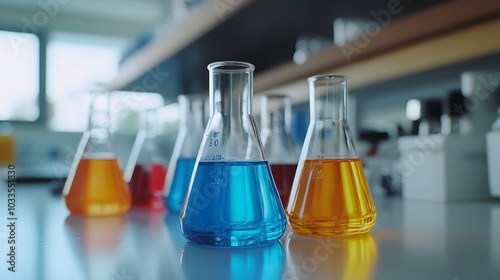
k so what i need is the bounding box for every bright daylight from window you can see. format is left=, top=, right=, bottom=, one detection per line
left=46, top=32, right=122, bottom=132
left=0, top=30, right=39, bottom=122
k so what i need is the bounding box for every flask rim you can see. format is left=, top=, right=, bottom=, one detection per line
left=260, top=93, right=290, bottom=99
left=308, top=74, right=349, bottom=83
left=207, top=61, right=255, bottom=73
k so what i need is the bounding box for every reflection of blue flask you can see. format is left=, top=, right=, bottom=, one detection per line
left=165, top=94, right=207, bottom=213
left=181, top=242, right=285, bottom=280
left=180, top=61, right=287, bottom=247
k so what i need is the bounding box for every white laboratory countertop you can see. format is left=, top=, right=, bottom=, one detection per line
left=0, top=182, right=499, bottom=280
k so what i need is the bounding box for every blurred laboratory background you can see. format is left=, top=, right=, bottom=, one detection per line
left=1, top=0, right=500, bottom=200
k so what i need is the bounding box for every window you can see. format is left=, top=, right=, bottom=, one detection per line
left=46, top=32, right=124, bottom=131
left=0, top=30, right=39, bottom=121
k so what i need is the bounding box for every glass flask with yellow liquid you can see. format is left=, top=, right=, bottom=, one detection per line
left=287, top=75, right=376, bottom=236
left=63, top=90, right=131, bottom=216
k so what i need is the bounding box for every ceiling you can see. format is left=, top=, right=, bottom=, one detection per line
left=0, top=0, right=175, bottom=38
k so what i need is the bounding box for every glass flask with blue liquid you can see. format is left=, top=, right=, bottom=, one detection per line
left=165, top=94, right=207, bottom=213
left=180, top=61, right=287, bottom=247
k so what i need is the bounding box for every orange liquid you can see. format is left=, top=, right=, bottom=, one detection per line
left=287, top=158, right=376, bottom=236
left=65, top=157, right=131, bottom=216
left=0, top=136, right=15, bottom=165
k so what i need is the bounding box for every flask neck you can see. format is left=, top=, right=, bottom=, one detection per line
left=309, top=75, right=348, bottom=121
left=200, top=61, right=265, bottom=162
left=139, top=109, right=157, bottom=138
left=88, top=91, right=111, bottom=141
left=209, top=62, right=254, bottom=117
left=83, top=90, right=116, bottom=156
left=261, top=95, right=291, bottom=132
left=306, top=75, right=358, bottom=159
left=179, top=94, right=207, bottom=130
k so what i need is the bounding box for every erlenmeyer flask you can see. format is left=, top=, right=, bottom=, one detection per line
left=125, top=108, right=167, bottom=210
left=180, top=61, right=287, bottom=247
left=287, top=75, right=376, bottom=236
left=260, top=94, right=298, bottom=208
left=165, top=94, right=207, bottom=213
left=63, top=90, right=131, bottom=216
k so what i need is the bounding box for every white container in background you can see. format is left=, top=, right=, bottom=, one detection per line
left=486, top=131, right=500, bottom=197
left=398, top=134, right=490, bottom=202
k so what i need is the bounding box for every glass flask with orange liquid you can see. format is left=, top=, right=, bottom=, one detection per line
left=260, top=94, right=298, bottom=208
left=63, top=91, right=131, bottom=216
left=124, top=108, right=167, bottom=210
left=287, top=75, right=376, bottom=236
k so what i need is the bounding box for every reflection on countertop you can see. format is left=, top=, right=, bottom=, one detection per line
left=0, top=182, right=499, bottom=280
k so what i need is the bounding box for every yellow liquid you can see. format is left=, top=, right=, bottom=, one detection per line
left=287, top=158, right=376, bottom=236
left=65, top=157, right=131, bottom=216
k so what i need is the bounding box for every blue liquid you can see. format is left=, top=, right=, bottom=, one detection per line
left=180, top=161, right=287, bottom=247
left=165, top=158, right=196, bottom=213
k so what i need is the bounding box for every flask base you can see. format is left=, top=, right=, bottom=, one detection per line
left=181, top=225, right=286, bottom=247
left=287, top=214, right=377, bottom=237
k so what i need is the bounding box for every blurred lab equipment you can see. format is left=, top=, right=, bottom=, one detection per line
left=405, top=99, right=421, bottom=135
left=333, top=17, right=369, bottom=46
left=293, top=35, right=333, bottom=64
left=287, top=74, right=376, bottom=237
left=164, top=94, right=207, bottom=213
left=63, top=90, right=131, bottom=216
left=260, top=94, right=298, bottom=207
left=487, top=106, right=500, bottom=197
left=418, top=99, right=442, bottom=135
left=358, top=128, right=401, bottom=196
left=180, top=61, right=286, bottom=247
left=398, top=71, right=499, bottom=201
left=441, top=90, right=468, bottom=135
left=492, top=107, right=500, bottom=130
left=461, top=71, right=500, bottom=134
left=125, top=108, right=167, bottom=210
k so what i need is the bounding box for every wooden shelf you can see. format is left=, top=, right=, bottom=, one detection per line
left=105, top=0, right=500, bottom=101
left=258, top=16, right=500, bottom=104
left=103, top=0, right=253, bottom=91
left=254, top=0, right=500, bottom=101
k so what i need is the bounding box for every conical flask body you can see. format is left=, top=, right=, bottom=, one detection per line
left=260, top=94, right=298, bottom=208
left=125, top=108, right=167, bottom=210
left=165, top=94, right=207, bottom=213
left=180, top=62, right=286, bottom=247
left=63, top=91, right=130, bottom=216
left=287, top=75, right=376, bottom=236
